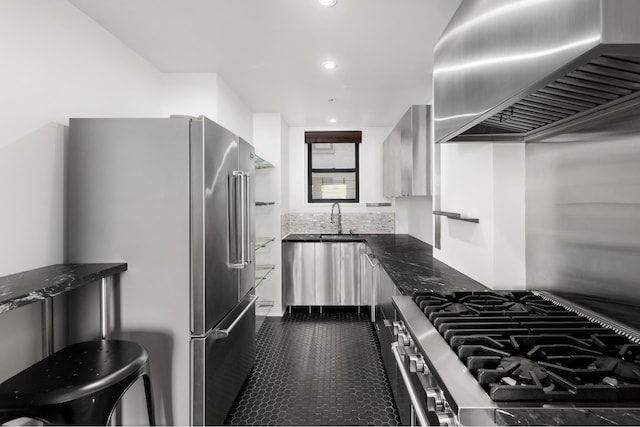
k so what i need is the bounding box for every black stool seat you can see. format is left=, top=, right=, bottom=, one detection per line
left=0, top=340, right=155, bottom=425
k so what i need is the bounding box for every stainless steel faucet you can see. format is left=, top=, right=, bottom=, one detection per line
left=330, top=202, right=342, bottom=234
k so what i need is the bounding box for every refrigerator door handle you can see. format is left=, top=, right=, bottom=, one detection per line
left=244, top=173, right=252, bottom=266
left=230, top=171, right=249, bottom=269
left=213, top=295, right=258, bottom=339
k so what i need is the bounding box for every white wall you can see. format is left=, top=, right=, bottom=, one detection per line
left=0, top=1, right=163, bottom=149
left=0, top=1, right=257, bottom=425
left=287, top=126, right=393, bottom=213
left=0, top=0, right=164, bottom=399
left=281, top=119, right=291, bottom=215
left=0, top=124, right=68, bottom=395
left=434, top=142, right=526, bottom=289
left=216, top=77, right=254, bottom=143
left=161, top=73, right=218, bottom=119
left=395, top=197, right=433, bottom=244
left=161, top=73, right=254, bottom=142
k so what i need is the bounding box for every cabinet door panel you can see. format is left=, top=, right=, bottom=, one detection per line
left=315, top=243, right=340, bottom=305
left=283, top=242, right=315, bottom=306
left=340, top=243, right=364, bottom=305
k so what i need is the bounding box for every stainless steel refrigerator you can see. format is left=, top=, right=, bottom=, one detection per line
left=67, top=116, right=256, bottom=425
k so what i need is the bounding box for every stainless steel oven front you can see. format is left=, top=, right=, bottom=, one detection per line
left=390, top=296, right=497, bottom=427
left=389, top=320, right=457, bottom=426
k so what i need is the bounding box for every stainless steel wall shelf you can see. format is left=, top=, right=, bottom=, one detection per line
left=433, top=210, right=479, bottom=224
left=365, top=202, right=392, bottom=207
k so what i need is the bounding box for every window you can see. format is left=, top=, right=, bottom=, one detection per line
left=306, top=131, right=361, bottom=203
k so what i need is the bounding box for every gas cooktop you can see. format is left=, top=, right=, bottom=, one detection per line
left=411, top=291, right=640, bottom=404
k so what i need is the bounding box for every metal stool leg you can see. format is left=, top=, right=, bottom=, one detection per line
left=143, top=373, right=156, bottom=426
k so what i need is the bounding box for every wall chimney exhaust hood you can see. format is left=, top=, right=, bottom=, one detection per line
left=434, top=0, right=640, bottom=143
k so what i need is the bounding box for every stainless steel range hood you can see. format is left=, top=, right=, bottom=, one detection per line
left=434, top=0, right=640, bottom=143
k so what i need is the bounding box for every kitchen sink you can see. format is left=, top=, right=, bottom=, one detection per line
left=319, top=234, right=366, bottom=242
left=284, top=234, right=367, bottom=242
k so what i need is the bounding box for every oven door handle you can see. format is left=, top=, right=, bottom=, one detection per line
left=392, top=342, right=430, bottom=426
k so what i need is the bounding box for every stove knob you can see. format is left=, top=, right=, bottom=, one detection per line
left=426, top=388, right=445, bottom=412
left=436, top=412, right=456, bottom=426
left=397, top=331, right=413, bottom=347
left=409, top=354, right=428, bottom=374
left=392, top=321, right=405, bottom=336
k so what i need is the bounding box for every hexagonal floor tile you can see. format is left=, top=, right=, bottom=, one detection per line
left=224, top=310, right=400, bottom=426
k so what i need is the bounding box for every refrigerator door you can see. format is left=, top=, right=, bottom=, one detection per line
left=191, top=117, right=240, bottom=335
left=237, top=138, right=255, bottom=300
left=191, top=293, right=257, bottom=426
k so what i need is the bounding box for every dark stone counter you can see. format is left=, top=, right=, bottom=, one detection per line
left=0, top=263, right=127, bottom=314
left=283, top=234, right=488, bottom=295
left=495, top=407, right=640, bottom=426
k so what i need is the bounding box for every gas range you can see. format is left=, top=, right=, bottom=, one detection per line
left=391, top=291, right=640, bottom=426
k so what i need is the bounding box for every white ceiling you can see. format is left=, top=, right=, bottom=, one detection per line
left=68, top=0, right=461, bottom=128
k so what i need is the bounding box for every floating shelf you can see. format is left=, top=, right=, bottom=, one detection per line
left=255, top=298, right=275, bottom=333
left=433, top=210, right=479, bottom=223
left=366, top=202, right=392, bottom=207
left=256, top=299, right=274, bottom=314
left=255, top=155, right=275, bottom=169
left=256, top=201, right=275, bottom=206
left=256, top=237, right=275, bottom=250
left=255, top=264, right=276, bottom=288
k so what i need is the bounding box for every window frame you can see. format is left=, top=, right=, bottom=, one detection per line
left=306, top=134, right=360, bottom=204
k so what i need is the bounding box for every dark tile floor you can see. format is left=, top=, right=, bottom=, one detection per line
left=224, top=310, right=400, bottom=426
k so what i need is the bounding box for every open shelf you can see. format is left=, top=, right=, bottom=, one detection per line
left=255, top=155, right=275, bottom=169
left=255, top=264, right=275, bottom=288
left=256, top=237, right=275, bottom=250
left=433, top=210, right=479, bottom=223
left=254, top=151, right=277, bottom=328
left=255, top=298, right=275, bottom=333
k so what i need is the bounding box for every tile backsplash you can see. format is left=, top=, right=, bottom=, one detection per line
left=282, top=212, right=394, bottom=236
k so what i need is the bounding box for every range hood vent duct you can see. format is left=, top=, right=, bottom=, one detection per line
left=434, top=0, right=640, bottom=143
left=474, top=55, right=640, bottom=134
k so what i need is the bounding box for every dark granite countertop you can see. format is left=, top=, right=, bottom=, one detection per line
left=0, top=263, right=127, bottom=314
left=283, top=234, right=488, bottom=295
left=495, top=407, right=640, bottom=426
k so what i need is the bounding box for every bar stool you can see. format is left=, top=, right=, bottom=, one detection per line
left=0, top=340, right=155, bottom=426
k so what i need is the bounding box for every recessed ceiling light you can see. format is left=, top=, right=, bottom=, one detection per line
left=319, top=0, right=337, bottom=7
left=322, top=61, right=337, bottom=70
left=329, top=118, right=337, bottom=124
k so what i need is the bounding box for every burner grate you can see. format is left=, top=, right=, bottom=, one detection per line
left=411, top=290, right=640, bottom=403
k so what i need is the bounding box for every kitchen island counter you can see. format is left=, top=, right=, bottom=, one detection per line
left=283, top=234, right=488, bottom=295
